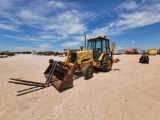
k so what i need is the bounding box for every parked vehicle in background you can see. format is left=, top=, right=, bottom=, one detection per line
left=148, top=48, right=158, bottom=55
left=139, top=51, right=149, bottom=64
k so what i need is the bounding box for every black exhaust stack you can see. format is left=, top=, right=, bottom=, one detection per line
left=84, top=34, right=86, bottom=50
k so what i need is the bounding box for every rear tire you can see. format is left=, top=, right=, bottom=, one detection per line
left=101, top=56, right=112, bottom=72
left=83, top=64, right=94, bottom=79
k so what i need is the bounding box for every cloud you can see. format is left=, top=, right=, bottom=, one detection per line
left=43, top=10, right=87, bottom=35
left=0, top=0, right=89, bottom=37
left=132, top=41, right=135, bottom=43
left=142, top=0, right=146, bottom=3
left=10, top=46, right=51, bottom=52
left=1, top=0, right=160, bottom=52
left=90, top=25, right=121, bottom=36
left=3, top=35, right=45, bottom=42
left=18, top=10, right=47, bottom=22
left=60, top=41, right=80, bottom=47
left=3, top=33, right=69, bottom=43
left=0, top=23, right=18, bottom=31
left=9, top=47, right=36, bottom=52
left=10, top=42, right=54, bottom=52
left=47, top=1, right=66, bottom=8
left=116, top=10, right=160, bottom=30
left=73, top=35, right=85, bottom=41
left=117, top=1, right=138, bottom=10
left=39, top=35, right=56, bottom=39
left=36, top=43, right=53, bottom=49
left=37, top=31, right=69, bottom=41
left=90, top=1, right=160, bottom=36
left=0, top=0, right=90, bottom=47
left=117, top=46, right=124, bottom=49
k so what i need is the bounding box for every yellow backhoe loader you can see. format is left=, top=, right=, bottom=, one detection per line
left=44, top=36, right=119, bottom=91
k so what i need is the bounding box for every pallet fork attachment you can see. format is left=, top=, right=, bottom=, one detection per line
left=44, top=59, right=79, bottom=91
left=9, top=59, right=79, bottom=91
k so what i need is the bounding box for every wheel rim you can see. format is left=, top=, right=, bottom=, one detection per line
left=88, top=68, right=93, bottom=76
left=106, top=59, right=111, bottom=69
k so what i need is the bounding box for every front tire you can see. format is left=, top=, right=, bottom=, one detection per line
left=83, top=64, right=94, bottom=79
left=101, top=56, right=112, bottom=72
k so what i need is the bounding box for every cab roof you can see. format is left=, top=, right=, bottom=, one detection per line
left=87, top=36, right=109, bottom=41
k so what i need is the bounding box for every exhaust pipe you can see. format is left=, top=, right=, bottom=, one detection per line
left=84, top=34, right=86, bottom=51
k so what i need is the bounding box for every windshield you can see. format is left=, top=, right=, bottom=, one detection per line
left=87, top=39, right=110, bottom=52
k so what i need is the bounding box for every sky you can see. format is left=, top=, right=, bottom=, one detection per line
left=0, top=0, right=160, bottom=52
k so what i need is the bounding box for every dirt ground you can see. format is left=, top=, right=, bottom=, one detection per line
left=0, top=54, right=160, bottom=120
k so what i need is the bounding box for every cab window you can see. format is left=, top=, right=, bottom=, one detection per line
left=95, top=40, right=101, bottom=52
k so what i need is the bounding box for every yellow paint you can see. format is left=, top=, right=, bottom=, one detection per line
left=77, top=50, right=93, bottom=64
left=64, top=36, right=116, bottom=71
left=79, top=60, right=93, bottom=68
left=107, top=59, right=111, bottom=68
left=64, top=48, right=71, bottom=65
left=148, top=48, right=158, bottom=55
left=98, top=53, right=107, bottom=61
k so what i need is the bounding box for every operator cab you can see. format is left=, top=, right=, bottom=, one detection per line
left=87, top=36, right=110, bottom=61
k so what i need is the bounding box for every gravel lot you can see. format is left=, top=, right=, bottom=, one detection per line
left=0, top=54, right=160, bottom=120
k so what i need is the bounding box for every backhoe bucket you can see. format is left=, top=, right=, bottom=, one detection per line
left=44, top=59, right=78, bottom=91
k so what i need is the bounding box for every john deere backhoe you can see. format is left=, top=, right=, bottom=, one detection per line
left=44, top=36, right=119, bottom=91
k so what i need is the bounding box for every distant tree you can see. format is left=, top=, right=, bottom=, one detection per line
left=54, top=52, right=59, bottom=56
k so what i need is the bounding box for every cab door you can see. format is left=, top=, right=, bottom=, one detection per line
left=93, top=39, right=102, bottom=61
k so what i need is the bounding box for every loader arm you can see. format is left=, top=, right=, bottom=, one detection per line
left=64, top=48, right=71, bottom=65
